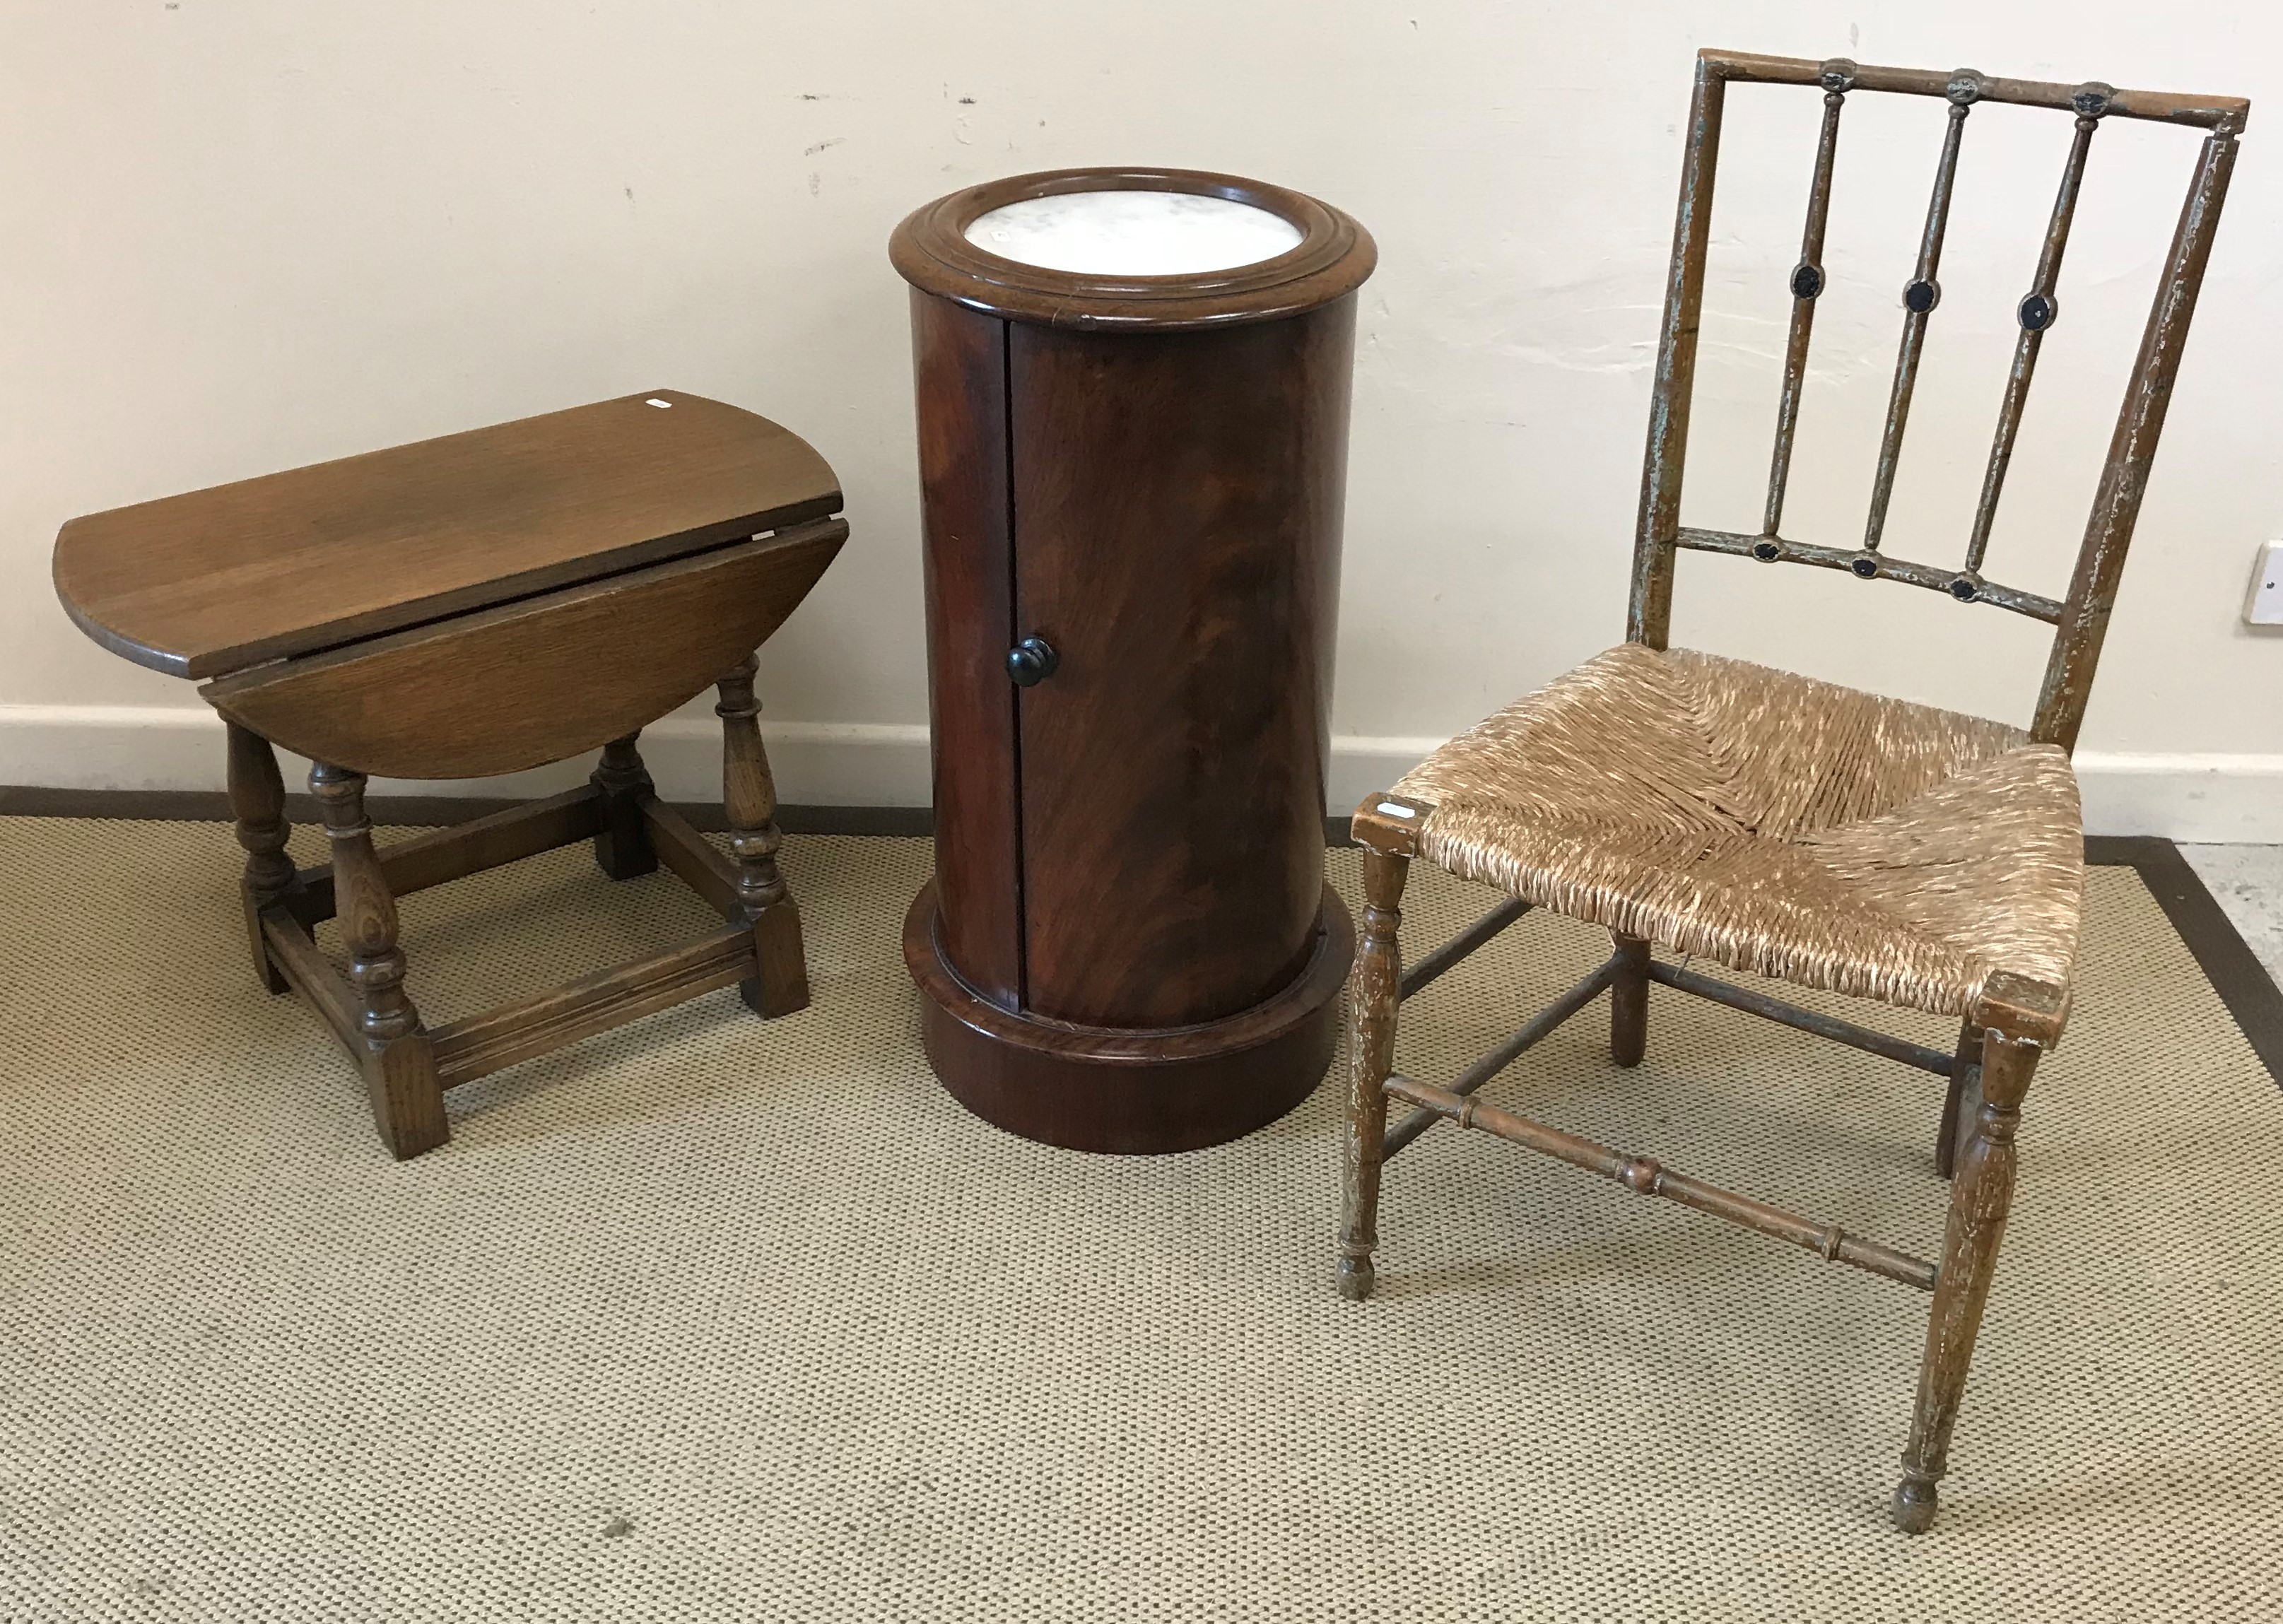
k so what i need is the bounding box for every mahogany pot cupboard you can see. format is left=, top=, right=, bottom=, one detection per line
left=891, top=167, right=1378, bottom=1152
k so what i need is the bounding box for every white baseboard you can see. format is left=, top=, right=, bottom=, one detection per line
left=2068, top=752, right=2283, bottom=845
left=0, top=703, right=932, bottom=808
left=4, top=706, right=2279, bottom=843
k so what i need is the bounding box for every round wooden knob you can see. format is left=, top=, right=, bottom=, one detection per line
left=1006, top=636, right=1059, bottom=686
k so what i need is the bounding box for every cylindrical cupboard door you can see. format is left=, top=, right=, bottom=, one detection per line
left=1009, top=305, right=1354, bottom=1028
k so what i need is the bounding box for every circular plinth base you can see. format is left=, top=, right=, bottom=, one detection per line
left=903, top=881, right=1354, bottom=1154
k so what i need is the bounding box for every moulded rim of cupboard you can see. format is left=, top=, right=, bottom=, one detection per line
left=888, top=165, right=1376, bottom=332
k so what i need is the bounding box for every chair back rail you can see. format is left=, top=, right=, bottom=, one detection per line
left=1624, top=49, right=2247, bottom=752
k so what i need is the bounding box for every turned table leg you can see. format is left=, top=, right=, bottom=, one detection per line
left=590, top=732, right=659, bottom=881
left=225, top=722, right=301, bottom=994
left=717, top=654, right=809, bottom=1018
left=310, top=763, right=448, bottom=1159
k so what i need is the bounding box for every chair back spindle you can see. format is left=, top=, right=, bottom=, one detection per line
left=1763, top=78, right=1847, bottom=539
left=1625, top=49, right=2246, bottom=753
left=1863, top=80, right=1971, bottom=558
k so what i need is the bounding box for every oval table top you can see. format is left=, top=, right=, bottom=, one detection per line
left=53, top=390, right=841, bottom=680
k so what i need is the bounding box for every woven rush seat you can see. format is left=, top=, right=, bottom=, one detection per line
left=1391, top=644, right=2084, bottom=1020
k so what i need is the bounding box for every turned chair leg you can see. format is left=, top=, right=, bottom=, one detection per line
left=1339, top=847, right=1410, bottom=1301
left=1610, top=932, right=1651, bottom=1067
left=1935, top=1019, right=1984, bottom=1180
left=1892, top=1025, right=2041, bottom=1532
left=225, top=722, right=301, bottom=994
left=589, top=732, right=659, bottom=881
left=310, top=763, right=449, bottom=1160
left=717, top=654, right=810, bottom=1018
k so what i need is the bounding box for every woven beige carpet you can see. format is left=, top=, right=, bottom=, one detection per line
left=2, top=819, right=2280, bottom=1622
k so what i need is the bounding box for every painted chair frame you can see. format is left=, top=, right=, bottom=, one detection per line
left=1339, top=48, right=2246, bottom=1531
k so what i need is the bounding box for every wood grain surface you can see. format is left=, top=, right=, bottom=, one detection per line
left=200, top=521, right=844, bottom=780
left=905, top=881, right=1352, bottom=1154
left=54, top=390, right=840, bottom=678
left=1010, top=302, right=1355, bottom=1028
left=911, top=293, right=1025, bottom=1011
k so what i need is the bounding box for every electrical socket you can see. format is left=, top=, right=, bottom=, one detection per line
left=2248, top=541, right=2283, bottom=627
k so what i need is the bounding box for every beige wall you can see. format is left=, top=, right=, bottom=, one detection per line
left=4, top=1, right=2277, bottom=834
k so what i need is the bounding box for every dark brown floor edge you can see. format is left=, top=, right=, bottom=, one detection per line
left=2087, top=835, right=2283, bottom=1088
left=6, top=788, right=2275, bottom=1087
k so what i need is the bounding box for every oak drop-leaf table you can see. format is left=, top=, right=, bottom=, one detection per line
left=52, top=391, right=847, bottom=1158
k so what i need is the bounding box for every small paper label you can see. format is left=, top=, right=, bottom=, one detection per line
left=646, top=397, right=673, bottom=408
left=1375, top=801, right=1416, bottom=819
